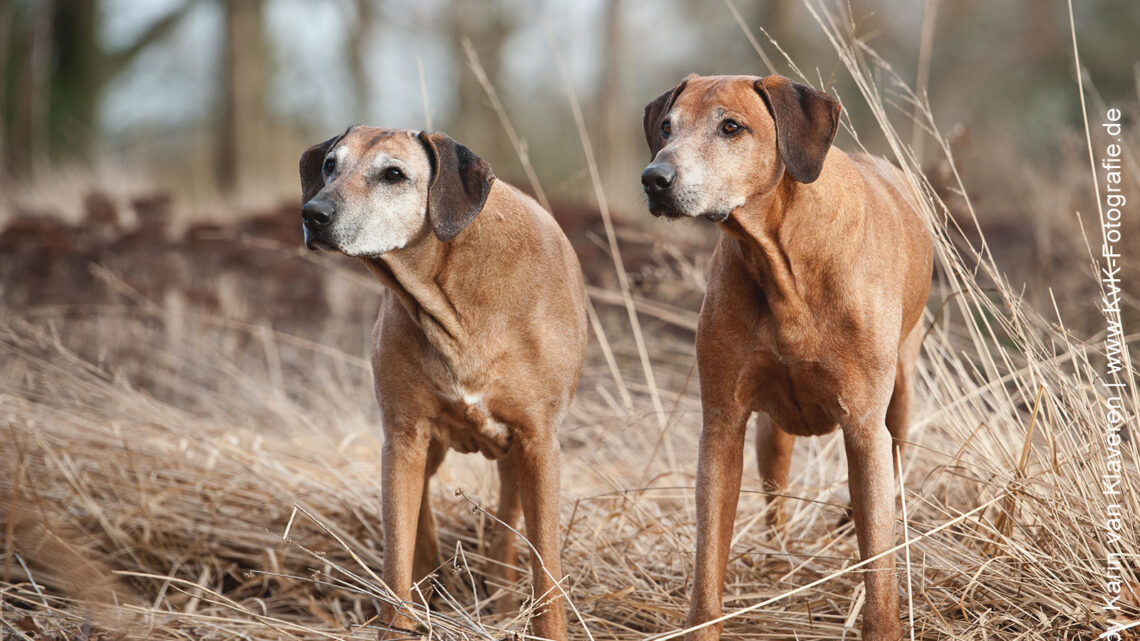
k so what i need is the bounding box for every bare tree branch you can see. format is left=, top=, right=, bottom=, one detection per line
left=104, top=0, right=198, bottom=80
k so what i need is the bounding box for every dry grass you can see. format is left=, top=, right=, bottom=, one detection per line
left=3, top=2, right=1139, bottom=640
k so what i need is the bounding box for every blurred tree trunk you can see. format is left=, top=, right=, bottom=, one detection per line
left=745, top=0, right=804, bottom=75
left=51, top=0, right=98, bottom=159
left=596, top=0, right=634, bottom=209
left=53, top=0, right=195, bottom=161
left=6, top=0, right=53, bottom=177
left=448, top=1, right=514, bottom=164
left=0, top=0, right=10, bottom=180
left=750, top=0, right=793, bottom=41
left=216, top=0, right=267, bottom=196
left=1023, top=3, right=1062, bottom=60
left=1, top=0, right=194, bottom=176
left=346, top=0, right=376, bottom=123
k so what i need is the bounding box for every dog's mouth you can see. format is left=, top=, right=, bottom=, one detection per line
left=647, top=199, right=729, bottom=223
left=302, top=225, right=335, bottom=251
left=646, top=196, right=687, bottom=220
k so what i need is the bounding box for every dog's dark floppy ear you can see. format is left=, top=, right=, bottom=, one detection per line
left=417, top=132, right=495, bottom=242
left=642, top=77, right=689, bottom=157
left=299, top=129, right=349, bottom=203
left=754, top=75, right=842, bottom=183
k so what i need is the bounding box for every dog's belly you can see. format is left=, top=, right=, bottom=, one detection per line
left=741, top=354, right=842, bottom=437
left=431, top=392, right=513, bottom=459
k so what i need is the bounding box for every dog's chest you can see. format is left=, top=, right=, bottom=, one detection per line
left=402, top=333, right=513, bottom=458
left=432, top=388, right=513, bottom=459
left=743, top=316, right=845, bottom=437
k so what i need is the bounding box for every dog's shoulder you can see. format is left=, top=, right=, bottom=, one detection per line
left=484, top=180, right=567, bottom=240
left=838, top=150, right=921, bottom=213
left=843, top=150, right=903, bottom=184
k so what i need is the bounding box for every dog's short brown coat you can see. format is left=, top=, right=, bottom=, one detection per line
left=641, top=75, right=933, bottom=641
left=300, top=127, right=586, bottom=641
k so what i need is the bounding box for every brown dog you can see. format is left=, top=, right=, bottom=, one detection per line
left=299, top=126, right=586, bottom=641
left=641, top=75, right=932, bottom=640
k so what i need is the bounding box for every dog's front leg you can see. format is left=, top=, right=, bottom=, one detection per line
left=684, top=407, right=749, bottom=641
left=378, top=420, right=431, bottom=640
left=412, top=437, right=448, bottom=584
left=514, top=434, right=567, bottom=641
left=843, top=420, right=902, bottom=641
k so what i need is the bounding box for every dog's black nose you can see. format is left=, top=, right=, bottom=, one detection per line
left=641, top=163, right=677, bottom=194
left=302, top=200, right=334, bottom=227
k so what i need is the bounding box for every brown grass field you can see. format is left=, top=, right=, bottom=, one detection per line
left=2, top=5, right=1138, bottom=641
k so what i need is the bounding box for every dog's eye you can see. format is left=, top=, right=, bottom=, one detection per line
left=322, top=156, right=336, bottom=174
left=661, top=120, right=671, bottom=138
left=721, top=120, right=741, bottom=135
left=383, top=167, right=405, bottom=182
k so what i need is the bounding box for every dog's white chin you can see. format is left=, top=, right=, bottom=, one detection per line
left=337, top=214, right=430, bottom=257
left=340, top=239, right=404, bottom=258
left=655, top=189, right=739, bottom=222
left=330, top=222, right=417, bottom=257
left=663, top=209, right=728, bottom=222
left=341, top=233, right=419, bottom=258
left=649, top=202, right=702, bottom=219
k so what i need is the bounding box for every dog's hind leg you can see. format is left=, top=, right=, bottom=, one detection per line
left=886, top=322, right=922, bottom=477
left=754, top=412, right=795, bottom=529
left=486, top=456, right=523, bottom=612
left=515, top=434, right=568, bottom=641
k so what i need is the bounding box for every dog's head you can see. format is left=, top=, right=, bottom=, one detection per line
left=640, top=74, right=841, bottom=221
left=299, top=126, right=494, bottom=256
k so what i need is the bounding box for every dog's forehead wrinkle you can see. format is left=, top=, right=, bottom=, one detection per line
left=333, top=133, right=421, bottom=174
left=679, top=77, right=760, bottom=114
left=370, top=152, right=398, bottom=169
left=338, top=127, right=401, bottom=156
left=360, top=130, right=403, bottom=153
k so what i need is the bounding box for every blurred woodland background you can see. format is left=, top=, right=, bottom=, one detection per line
left=0, top=0, right=1135, bottom=207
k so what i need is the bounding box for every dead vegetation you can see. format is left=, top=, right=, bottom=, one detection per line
left=2, top=3, right=1139, bottom=640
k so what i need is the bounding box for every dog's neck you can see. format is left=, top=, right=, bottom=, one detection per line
left=363, top=224, right=469, bottom=353
left=722, top=174, right=793, bottom=237
left=720, top=173, right=803, bottom=298
left=719, top=171, right=864, bottom=354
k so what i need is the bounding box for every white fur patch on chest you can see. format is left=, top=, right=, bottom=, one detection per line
left=433, top=388, right=512, bottom=459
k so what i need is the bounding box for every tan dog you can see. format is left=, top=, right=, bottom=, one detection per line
left=299, top=126, right=586, bottom=641
left=641, top=75, right=932, bottom=641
